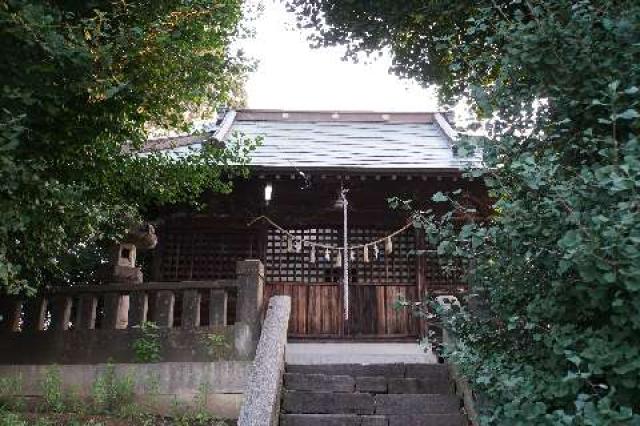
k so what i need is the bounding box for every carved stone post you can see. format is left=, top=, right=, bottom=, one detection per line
left=235, top=260, right=265, bottom=355
left=0, top=298, right=22, bottom=332
left=102, top=293, right=123, bottom=329
left=22, top=297, right=47, bottom=331
left=76, top=295, right=97, bottom=329
left=209, top=289, right=228, bottom=326
left=182, top=290, right=201, bottom=328
left=128, top=292, right=148, bottom=327
left=155, top=290, right=175, bottom=327
left=49, top=295, right=72, bottom=331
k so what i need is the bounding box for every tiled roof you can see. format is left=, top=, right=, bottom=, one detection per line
left=142, top=109, right=481, bottom=171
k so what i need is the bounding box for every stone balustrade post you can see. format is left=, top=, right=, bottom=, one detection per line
left=0, top=298, right=22, bottom=332
left=235, top=260, right=265, bottom=357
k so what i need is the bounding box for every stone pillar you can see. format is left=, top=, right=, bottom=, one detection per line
left=238, top=296, right=291, bottom=426
left=155, top=290, right=175, bottom=327
left=0, top=298, right=22, bottom=332
left=209, top=289, right=228, bottom=326
left=236, top=260, right=264, bottom=327
left=182, top=290, right=201, bottom=328
left=22, top=297, right=47, bottom=331
left=76, top=295, right=97, bottom=329
left=49, top=296, right=72, bottom=331
left=128, top=292, right=148, bottom=327
left=102, top=293, right=123, bottom=329
left=235, top=260, right=264, bottom=353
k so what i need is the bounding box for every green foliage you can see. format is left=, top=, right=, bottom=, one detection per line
left=0, top=375, right=23, bottom=412
left=0, top=410, right=27, bottom=426
left=91, top=364, right=135, bottom=415
left=170, top=381, right=227, bottom=426
left=40, top=366, right=65, bottom=413
left=132, top=321, right=162, bottom=363
left=0, top=0, right=256, bottom=295
left=293, top=0, right=640, bottom=424
left=200, top=333, right=231, bottom=359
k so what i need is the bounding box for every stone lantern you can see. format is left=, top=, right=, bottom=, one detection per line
left=111, top=223, right=158, bottom=284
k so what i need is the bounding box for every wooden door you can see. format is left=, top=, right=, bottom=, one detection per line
left=263, top=226, right=419, bottom=338
left=264, top=281, right=418, bottom=338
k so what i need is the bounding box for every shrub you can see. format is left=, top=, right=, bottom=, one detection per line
left=91, top=364, right=135, bottom=415
left=132, top=321, right=162, bottom=363
left=40, top=367, right=64, bottom=413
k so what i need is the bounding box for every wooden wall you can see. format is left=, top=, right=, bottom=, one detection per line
left=151, top=171, right=488, bottom=338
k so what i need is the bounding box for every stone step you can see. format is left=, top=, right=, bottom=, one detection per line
left=282, top=391, right=460, bottom=415
left=282, top=390, right=375, bottom=415
left=286, top=363, right=405, bottom=378
left=387, top=377, right=450, bottom=394
left=284, top=373, right=355, bottom=392
left=375, top=394, right=460, bottom=415
left=284, top=373, right=450, bottom=394
left=280, top=414, right=465, bottom=426
left=280, top=414, right=387, bottom=426
left=387, top=414, right=466, bottom=426
left=286, top=363, right=449, bottom=380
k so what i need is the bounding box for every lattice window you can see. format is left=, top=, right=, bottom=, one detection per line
left=265, top=227, right=416, bottom=284
left=423, top=251, right=467, bottom=295
left=160, top=229, right=257, bottom=281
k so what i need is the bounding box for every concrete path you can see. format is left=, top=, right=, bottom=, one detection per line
left=285, top=342, right=437, bottom=365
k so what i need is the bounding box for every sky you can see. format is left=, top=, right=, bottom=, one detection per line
left=240, top=1, right=440, bottom=112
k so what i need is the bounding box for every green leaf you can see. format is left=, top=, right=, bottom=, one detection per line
left=616, top=109, right=640, bottom=120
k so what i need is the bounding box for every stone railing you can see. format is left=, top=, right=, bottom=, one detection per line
left=0, top=260, right=264, bottom=364
left=436, top=295, right=480, bottom=426
left=238, top=295, right=291, bottom=426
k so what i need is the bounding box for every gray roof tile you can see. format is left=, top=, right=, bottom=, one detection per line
left=143, top=110, right=482, bottom=171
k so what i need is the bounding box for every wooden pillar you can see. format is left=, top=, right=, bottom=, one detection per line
left=76, top=295, right=97, bottom=329
left=49, top=296, right=72, bottom=331
left=155, top=290, right=175, bottom=327
left=209, top=289, right=227, bottom=326
left=22, top=297, right=47, bottom=331
left=182, top=290, right=201, bottom=328
left=128, top=292, right=148, bottom=327
left=415, top=227, right=427, bottom=338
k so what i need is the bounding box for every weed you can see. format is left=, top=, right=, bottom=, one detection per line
left=0, top=408, right=27, bottom=426
left=40, top=366, right=64, bottom=413
left=169, top=380, right=228, bottom=426
left=200, top=333, right=230, bottom=359
left=0, top=375, right=23, bottom=411
left=91, top=363, right=135, bottom=414
left=64, top=385, right=86, bottom=416
left=132, top=321, right=162, bottom=363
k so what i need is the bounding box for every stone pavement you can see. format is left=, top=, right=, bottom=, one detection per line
left=285, top=342, right=438, bottom=365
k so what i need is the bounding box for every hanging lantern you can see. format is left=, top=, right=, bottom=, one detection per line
left=374, top=243, right=379, bottom=260
left=350, top=250, right=355, bottom=261
left=324, top=248, right=330, bottom=261
left=295, top=239, right=302, bottom=253
left=363, top=245, right=369, bottom=263
left=310, top=245, right=316, bottom=263
left=385, top=236, right=393, bottom=254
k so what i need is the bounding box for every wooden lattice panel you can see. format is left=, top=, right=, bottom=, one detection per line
left=423, top=251, right=467, bottom=295
left=160, top=229, right=257, bottom=281
left=265, top=227, right=416, bottom=284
